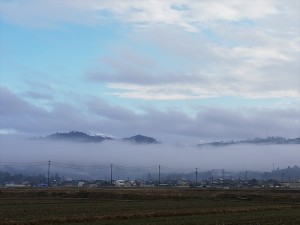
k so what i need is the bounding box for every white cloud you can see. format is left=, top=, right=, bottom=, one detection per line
left=109, top=85, right=201, bottom=100
left=0, top=0, right=285, bottom=30
left=2, top=1, right=299, bottom=99
left=75, top=0, right=299, bottom=101
left=114, top=68, right=295, bottom=102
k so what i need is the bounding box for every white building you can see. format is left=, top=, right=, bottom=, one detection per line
left=78, top=182, right=85, bottom=187
left=115, top=180, right=125, bottom=187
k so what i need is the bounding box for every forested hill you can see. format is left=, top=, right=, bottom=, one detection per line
left=44, top=131, right=158, bottom=144
left=198, top=137, right=300, bottom=147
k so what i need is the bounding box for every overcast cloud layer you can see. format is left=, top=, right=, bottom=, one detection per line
left=0, top=0, right=299, bottom=143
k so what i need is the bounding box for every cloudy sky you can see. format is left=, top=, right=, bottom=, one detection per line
left=0, top=0, right=299, bottom=143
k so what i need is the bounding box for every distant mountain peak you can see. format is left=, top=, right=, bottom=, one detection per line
left=123, top=134, right=159, bottom=144
left=46, top=131, right=112, bottom=143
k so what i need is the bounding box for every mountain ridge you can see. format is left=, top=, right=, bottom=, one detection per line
left=40, top=132, right=299, bottom=146
left=198, top=136, right=300, bottom=147
left=46, top=131, right=112, bottom=143
left=44, top=131, right=158, bottom=144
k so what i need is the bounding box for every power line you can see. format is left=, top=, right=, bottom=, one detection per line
left=52, top=162, right=110, bottom=169
left=0, top=161, right=48, bottom=166
left=0, top=161, right=197, bottom=172
left=113, top=164, right=157, bottom=170
left=160, top=165, right=193, bottom=172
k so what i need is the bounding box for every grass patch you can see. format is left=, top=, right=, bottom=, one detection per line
left=0, top=188, right=299, bottom=225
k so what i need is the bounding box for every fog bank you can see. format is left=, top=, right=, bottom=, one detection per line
left=1, top=135, right=299, bottom=173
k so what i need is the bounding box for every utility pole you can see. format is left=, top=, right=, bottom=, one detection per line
left=222, top=169, right=225, bottom=180
left=195, top=168, right=198, bottom=186
left=158, top=165, right=161, bottom=185
left=48, top=160, right=51, bottom=187
left=110, top=163, right=113, bottom=186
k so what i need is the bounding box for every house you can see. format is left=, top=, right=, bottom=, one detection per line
left=5, top=182, right=30, bottom=188
left=124, top=180, right=135, bottom=187
left=177, top=178, right=190, bottom=187
left=280, top=181, right=300, bottom=189
left=115, top=180, right=125, bottom=187
left=78, top=182, right=85, bottom=187
left=289, top=182, right=300, bottom=189
left=140, top=180, right=155, bottom=187
left=5, top=183, right=26, bottom=188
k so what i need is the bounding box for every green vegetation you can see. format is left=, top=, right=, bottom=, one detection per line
left=0, top=188, right=299, bottom=225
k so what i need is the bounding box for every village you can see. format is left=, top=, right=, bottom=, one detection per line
left=2, top=176, right=300, bottom=189
left=2, top=165, right=300, bottom=189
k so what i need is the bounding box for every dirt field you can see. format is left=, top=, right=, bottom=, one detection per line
left=0, top=188, right=299, bottom=225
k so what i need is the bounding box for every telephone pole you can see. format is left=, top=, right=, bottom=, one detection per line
left=195, top=168, right=198, bottom=186
left=158, top=165, right=161, bottom=185
left=110, top=164, right=113, bottom=186
left=47, top=160, right=51, bottom=187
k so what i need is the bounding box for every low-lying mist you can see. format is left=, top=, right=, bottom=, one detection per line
left=1, top=135, right=299, bottom=174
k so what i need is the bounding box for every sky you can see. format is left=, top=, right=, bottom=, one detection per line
left=0, top=0, right=300, bottom=144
